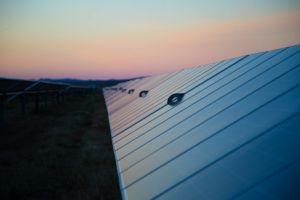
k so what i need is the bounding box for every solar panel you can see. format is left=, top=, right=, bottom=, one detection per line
left=107, top=73, right=180, bottom=115
left=103, top=44, right=300, bottom=200
left=105, top=80, right=136, bottom=101
left=0, top=78, right=94, bottom=124
left=0, top=78, right=37, bottom=94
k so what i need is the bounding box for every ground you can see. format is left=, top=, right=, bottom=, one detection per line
left=0, top=91, right=121, bottom=200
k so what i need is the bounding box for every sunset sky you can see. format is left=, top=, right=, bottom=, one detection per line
left=1, top=0, right=300, bottom=80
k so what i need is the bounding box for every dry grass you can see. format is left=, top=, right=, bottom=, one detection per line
left=0, top=91, right=121, bottom=200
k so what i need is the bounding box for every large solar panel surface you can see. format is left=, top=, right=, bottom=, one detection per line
left=103, top=44, right=300, bottom=200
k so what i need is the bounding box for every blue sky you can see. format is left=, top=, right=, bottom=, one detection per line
left=1, top=0, right=299, bottom=79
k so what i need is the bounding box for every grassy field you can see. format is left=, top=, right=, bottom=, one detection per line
left=0, top=91, right=121, bottom=200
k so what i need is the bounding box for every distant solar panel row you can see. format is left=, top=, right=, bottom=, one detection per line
left=103, top=44, right=300, bottom=200
left=0, top=78, right=91, bottom=96
left=0, top=78, right=94, bottom=124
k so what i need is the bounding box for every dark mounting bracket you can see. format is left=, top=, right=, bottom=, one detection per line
left=128, top=89, right=135, bottom=94
left=167, top=93, right=185, bottom=106
left=139, top=91, right=149, bottom=98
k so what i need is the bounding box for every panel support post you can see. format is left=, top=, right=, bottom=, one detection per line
left=0, top=94, right=4, bottom=125
left=21, top=91, right=25, bottom=117
left=35, top=90, right=39, bottom=112
left=57, top=92, right=60, bottom=105
left=45, top=90, right=48, bottom=108
left=62, top=91, right=64, bottom=105
left=51, top=92, right=54, bottom=106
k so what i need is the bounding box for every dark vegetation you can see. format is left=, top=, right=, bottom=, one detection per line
left=0, top=90, right=121, bottom=200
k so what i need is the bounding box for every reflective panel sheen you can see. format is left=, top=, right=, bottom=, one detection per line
left=103, top=44, right=300, bottom=200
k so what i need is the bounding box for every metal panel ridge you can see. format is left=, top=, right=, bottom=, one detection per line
left=103, top=44, right=300, bottom=200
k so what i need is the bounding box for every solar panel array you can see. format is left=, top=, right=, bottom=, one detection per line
left=0, top=78, right=94, bottom=124
left=0, top=78, right=91, bottom=96
left=103, top=44, right=300, bottom=200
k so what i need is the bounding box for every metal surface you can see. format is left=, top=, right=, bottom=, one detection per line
left=103, top=44, right=300, bottom=200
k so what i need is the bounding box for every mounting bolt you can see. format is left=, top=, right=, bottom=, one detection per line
left=139, top=91, right=149, bottom=98
left=167, top=93, right=185, bottom=106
